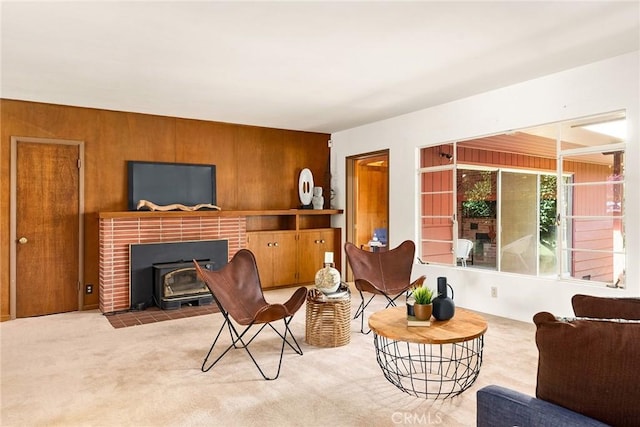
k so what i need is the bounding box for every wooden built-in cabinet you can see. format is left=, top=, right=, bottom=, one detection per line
left=245, top=209, right=342, bottom=288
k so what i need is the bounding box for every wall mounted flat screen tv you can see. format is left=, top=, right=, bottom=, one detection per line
left=127, top=161, right=217, bottom=211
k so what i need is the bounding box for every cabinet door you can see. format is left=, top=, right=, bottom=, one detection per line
left=298, top=229, right=339, bottom=284
left=246, top=233, right=276, bottom=287
left=246, top=231, right=298, bottom=288
left=270, top=232, right=298, bottom=287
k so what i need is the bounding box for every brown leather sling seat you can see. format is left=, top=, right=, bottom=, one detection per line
left=194, top=249, right=306, bottom=380
left=345, top=240, right=425, bottom=333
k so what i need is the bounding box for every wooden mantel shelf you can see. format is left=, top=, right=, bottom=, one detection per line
left=98, top=209, right=343, bottom=233
left=98, top=209, right=343, bottom=219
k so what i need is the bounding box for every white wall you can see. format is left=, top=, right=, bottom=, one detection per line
left=331, top=51, right=639, bottom=323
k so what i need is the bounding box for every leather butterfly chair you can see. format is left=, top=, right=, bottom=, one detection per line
left=345, top=240, right=426, bottom=334
left=193, top=249, right=307, bottom=380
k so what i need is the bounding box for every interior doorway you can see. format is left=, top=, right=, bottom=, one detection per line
left=345, top=150, right=389, bottom=277
left=10, top=137, right=84, bottom=318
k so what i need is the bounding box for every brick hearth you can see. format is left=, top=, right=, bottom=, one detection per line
left=99, top=215, right=246, bottom=313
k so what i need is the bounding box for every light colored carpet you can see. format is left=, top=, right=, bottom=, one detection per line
left=1, top=286, right=537, bottom=427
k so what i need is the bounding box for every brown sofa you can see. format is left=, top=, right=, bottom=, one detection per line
left=478, top=294, right=640, bottom=427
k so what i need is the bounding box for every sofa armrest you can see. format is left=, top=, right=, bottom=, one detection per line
left=477, top=385, right=609, bottom=427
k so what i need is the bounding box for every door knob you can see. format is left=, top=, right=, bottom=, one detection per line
left=18, top=237, right=28, bottom=244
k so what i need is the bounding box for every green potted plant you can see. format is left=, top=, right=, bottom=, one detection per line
left=411, top=286, right=435, bottom=321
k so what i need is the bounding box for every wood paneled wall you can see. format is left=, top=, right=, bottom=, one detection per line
left=355, top=159, right=388, bottom=247
left=0, top=99, right=330, bottom=319
left=457, top=146, right=556, bottom=170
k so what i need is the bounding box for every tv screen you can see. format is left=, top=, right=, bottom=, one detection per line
left=127, top=161, right=216, bottom=211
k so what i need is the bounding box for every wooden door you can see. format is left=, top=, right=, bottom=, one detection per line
left=345, top=151, right=389, bottom=282
left=15, top=140, right=81, bottom=317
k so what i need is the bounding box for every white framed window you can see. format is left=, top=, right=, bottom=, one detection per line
left=419, top=111, right=626, bottom=287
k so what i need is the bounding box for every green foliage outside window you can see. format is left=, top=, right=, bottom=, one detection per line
left=539, top=175, right=557, bottom=246
left=461, top=170, right=496, bottom=218
left=462, top=200, right=496, bottom=218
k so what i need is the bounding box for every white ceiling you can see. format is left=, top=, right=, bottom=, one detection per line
left=2, top=1, right=638, bottom=134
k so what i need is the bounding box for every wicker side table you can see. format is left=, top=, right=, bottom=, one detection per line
left=305, top=289, right=351, bottom=347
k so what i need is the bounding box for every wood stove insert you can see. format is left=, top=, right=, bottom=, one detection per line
left=130, top=239, right=228, bottom=311
left=153, top=260, right=214, bottom=309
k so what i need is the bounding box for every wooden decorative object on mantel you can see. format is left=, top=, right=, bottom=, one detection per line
left=136, top=199, right=221, bottom=212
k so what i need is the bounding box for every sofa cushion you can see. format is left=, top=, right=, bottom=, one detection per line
left=572, top=294, right=640, bottom=319
left=534, top=312, right=640, bottom=427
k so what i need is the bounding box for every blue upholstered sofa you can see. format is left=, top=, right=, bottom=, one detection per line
left=476, top=385, right=608, bottom=427
left=477, top=295, right=640, bottom=427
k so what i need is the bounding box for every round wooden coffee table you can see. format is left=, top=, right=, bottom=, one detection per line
left=368, top=306, right=487, bottom=399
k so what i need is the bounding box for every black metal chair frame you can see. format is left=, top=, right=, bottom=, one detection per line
left=201, top=295, right=303, bottom=380
left=353, top=288, right=411, bottom=334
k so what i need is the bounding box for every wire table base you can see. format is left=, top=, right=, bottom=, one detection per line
left=373, top=333, right=484, bottom=399
left=368, top=306, right=488, bottom=400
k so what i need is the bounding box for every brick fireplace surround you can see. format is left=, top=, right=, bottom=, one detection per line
left=99, top=213, right=246, bottom=314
